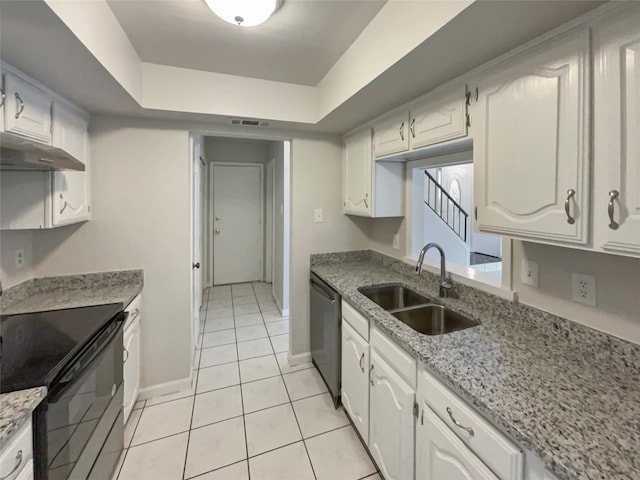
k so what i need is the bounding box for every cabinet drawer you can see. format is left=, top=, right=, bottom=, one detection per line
left=0, top=423, right=33, bottom=480
left=419, top=368, right=523, bottom=480
left=342, top=301, right=368, bottom=341
left=371, top=325, right=416, bottom=389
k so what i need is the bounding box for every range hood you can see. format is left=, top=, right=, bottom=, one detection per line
left=0, top=132, right=85, bottom=171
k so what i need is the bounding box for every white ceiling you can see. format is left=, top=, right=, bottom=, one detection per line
left=106, top=0, right=385, bottom=86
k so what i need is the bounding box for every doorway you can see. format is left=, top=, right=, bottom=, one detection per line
left=212, top=163, right=264, bottom=284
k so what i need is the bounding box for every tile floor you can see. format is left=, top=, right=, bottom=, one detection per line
left=114, top=282, right=380, bottom=480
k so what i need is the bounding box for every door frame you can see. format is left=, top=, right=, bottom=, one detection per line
left=210, top=161, right=265, bottom=285
left=189, top=136, right=204, bottom=358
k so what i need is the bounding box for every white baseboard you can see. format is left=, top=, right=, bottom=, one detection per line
left=288, top=351, right=312, bottom=366
left=272, top=291, right=290, bottom=318
left=138, top=371, right=194, bottom=401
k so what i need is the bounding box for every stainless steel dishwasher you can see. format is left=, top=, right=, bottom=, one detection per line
left=310, top=272, right=341, bottom=407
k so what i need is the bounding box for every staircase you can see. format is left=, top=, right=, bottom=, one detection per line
left=424, top=170, right=469, bottom=242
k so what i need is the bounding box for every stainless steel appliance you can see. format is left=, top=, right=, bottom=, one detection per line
left=310, top=272, right=341, bottom=407
left=0, top=304, right=127, bottom=480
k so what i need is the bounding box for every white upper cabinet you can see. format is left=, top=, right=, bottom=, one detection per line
left=343, top=129, right=403, bottom=218
left=410, top=85, right=468, bottom=150
left=473, top=28, right=591, bottom=245
left=593, top=5, right=640, bottom=256
left=52, top=168, right=90, bottom=226
left=3, top=72, right=52, bottom=143
left=52, top=102, right=88, bottom=165
left=372, top=111, right=409, bottom=158
left=344, top=129, right=373, bottom=216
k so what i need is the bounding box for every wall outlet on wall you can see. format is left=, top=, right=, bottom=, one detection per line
left=314, top=208, right=324, bottom=223
left=392, top=234, right=400, bottom=250
left=572, top=273, right=596, bottom=307
left=15, top=249, right=24, bottom=269
left=521, top=259, right=538, bottom=288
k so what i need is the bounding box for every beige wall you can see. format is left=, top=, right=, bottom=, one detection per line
left=205, top=137, right=271, bottom=164
left=270, top=141, right=287, bottom=313
left=31, top=117, right=192, bottom=390
left=289, top=137, right=370, bottom=356
left=0, top=230, right=34, bottom=289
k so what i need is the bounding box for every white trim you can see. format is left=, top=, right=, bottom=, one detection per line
left=211, top=162, right=265, bottom=285
left=272, top=292, right=289, bottom=318
left=137, top=371, right=194, bottom=401
left=288, top=351, right=312, bottom=366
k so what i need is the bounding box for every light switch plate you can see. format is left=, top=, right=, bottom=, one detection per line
left=572, top=273, right=596, bottom=306
left=314, top=208, right=324, bottom=223
left=521, top=259, right=539, bottom=288
left=15, top=249, right=24, bottom=269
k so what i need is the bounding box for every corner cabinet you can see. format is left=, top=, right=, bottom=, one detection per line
left=343, top=129, right=404, bottom=218
left=473, top=28, right=591, bottom=245
left=593, top=6, right=640, bottom=256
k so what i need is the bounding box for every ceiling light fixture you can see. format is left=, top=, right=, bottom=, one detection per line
left=204, top=0, right=282, bottom=27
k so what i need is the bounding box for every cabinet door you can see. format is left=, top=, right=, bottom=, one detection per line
left=123, top=317, right=141, bottom=423
left=343, top=129, right=372, bottom=216
left=373, top=111, right=409, bottom=158
left=52, top=102, right=88, bottom=164
left=4, top=72, right=52, bottom=143
left=52, top=150, right=90, bottom=227
left=369, top=351, right=414, bottom=480
left=474, top=29, right=590, bottom=245
left=410, top=86, right=467, bottom=150
left=341, top=322, right=370, bottom=442
left=417, top=406, right=499, bottom=480
left=594, top=7, right=640, bottom=256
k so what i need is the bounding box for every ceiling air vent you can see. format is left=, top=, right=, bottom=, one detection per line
left=230, top=119, right=270, bottom=127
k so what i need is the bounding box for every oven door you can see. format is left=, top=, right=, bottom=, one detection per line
left=34, top=321, right=124, bottom=480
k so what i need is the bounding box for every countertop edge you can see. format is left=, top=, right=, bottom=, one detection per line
left=0, top=387, right=47, bottom=449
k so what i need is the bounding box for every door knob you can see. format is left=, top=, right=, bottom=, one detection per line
left=215, top=229, right=221, bottom=235
left=193, top=262, right=200, bottom=269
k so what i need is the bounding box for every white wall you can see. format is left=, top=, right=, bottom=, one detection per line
left=289, top=137, right=370, bottom=357
left=270, top=141, right=287, bottom=314
left=0, top=230, right=34, bottom=289
left=205, top=137, right=271, bottom=164
left=31, top=117, right=192, bottom=391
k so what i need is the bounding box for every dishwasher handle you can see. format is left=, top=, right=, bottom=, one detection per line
left=311, top=281, right=336, bottom=305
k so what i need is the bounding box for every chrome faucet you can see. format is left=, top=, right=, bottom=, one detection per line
left=415, top=243, right=453, bottom=298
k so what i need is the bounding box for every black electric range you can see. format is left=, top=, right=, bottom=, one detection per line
left=0, top=303, right=127, bottom=480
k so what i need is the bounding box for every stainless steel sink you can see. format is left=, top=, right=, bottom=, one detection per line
left=392, top=305, right=479, bottom=336
left=358, top=285, right=431, bottom=311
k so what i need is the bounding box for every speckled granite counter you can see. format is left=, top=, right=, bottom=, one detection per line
left=1, top=270, right=143, bottom=315
left=0, top=388, right=46, bottom=448
left=311, top=251, right=640, bottom=480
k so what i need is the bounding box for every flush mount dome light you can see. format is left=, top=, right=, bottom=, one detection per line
left=204, top=0, right=282, bottom=27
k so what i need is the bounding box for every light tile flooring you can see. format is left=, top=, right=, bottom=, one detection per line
left=114, top=282, right=380, bottom=480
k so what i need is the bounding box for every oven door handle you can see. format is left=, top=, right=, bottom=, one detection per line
left=48, top=313, right=127, bottom=402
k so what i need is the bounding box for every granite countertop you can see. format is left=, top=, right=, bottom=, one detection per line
left=0, top=269, right=143, bottom=448
left=1, top=270, right=143, bottom=315
left=311, top=251, right=640, bottom=480
left=0, top=388, right=47, bottom=448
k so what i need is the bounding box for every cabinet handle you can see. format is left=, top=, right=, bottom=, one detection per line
left=564, top=189, right=576, bottom=225
left=410, top=118, right=416, bottom=138
left=0, top=87, right=5, bottom=108
left=369, top=364, right=374, bottom=386
left=399, top=121, right=404, bottom=141
left=123, top=347, right=129, bottom=364
left=608, top=190, right=620, bottom=230
left=359, top=353, right=365, bottom=373
left=1, top=450, right=23, bottom=480
left=420, top=408, right=424, bottom=426
left=446, top=407, right=474, bottom=436
left=14, top=92, right=24, bottom=119
left=130, top=308, right=140, bottom=321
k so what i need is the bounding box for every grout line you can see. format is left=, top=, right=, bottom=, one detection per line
left=129, top=429, right=191, bottom=450
left=303, top=423, right=353, bottom=442
left=184, top=459, right=247, bottom=480
left=232, top=292, right=252, bottom=480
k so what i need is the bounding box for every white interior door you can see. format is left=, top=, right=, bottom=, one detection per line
left=213, top=163, right=263, bottom=284
left=191, top=140, right=203, bottom=349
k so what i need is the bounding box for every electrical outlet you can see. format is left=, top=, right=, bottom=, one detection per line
left=392, top=234, right=400, bottom=250
left=572, top=273, right=596, bottom=307
left=15, top=249, right=24, bottom=269
left=314, top=208, right=324, bottom=223
left=521, top=259, right=539, bottom=288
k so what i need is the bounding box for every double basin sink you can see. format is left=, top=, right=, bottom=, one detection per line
left=358, top=285, right=478, bottom=335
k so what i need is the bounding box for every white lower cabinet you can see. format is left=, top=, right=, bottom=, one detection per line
left=369, top=350, right=415, bottom=480
left=123, top=295, right=142, bottom=423
left=0, top=422, right=33, bottom=480
left=417, top=406, right=498, bottom=480
left=341, top=321, right=370, bottom=442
